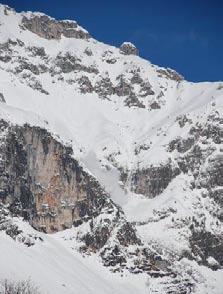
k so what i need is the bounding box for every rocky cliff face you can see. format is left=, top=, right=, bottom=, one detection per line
left=21, top=14, right=90, bottom=40
left=0, top=121, right=119, bottom=234
left=1, top=122, right=85, bottom=232
left=130, top=161, right=180, bottom=198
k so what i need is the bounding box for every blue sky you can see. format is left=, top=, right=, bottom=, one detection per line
left=1, top=0, right=222, bottom=82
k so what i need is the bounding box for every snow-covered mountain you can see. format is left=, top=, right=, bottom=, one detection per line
left=0, top=4, right=223, bottom=294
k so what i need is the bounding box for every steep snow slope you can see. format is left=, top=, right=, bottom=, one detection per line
left=0, top=4, right=223, bottom=294
left=0, top=218, right=147, bottom=294
left=0, top=212, right=222, bottom=294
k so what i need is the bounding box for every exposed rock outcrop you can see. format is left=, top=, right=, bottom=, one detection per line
left=156, top=68, right=184, bottom=82
left=131, top=162, right=180, bottom=198
left=189, top=229, right=223, bottom=268
left=54, top=52, right=98, bottom=74
left=94, top=73, right=114, bottom=99
left=120, top=42, right=139, bottom=55
left=77, top=76, right=93, bottom=94
left=21, top=15, right=90, bottom=40
left=0, top=93, right=5, bottom=103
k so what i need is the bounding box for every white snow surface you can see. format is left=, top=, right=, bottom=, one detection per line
left=0, top=219, right=147, bottom=294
